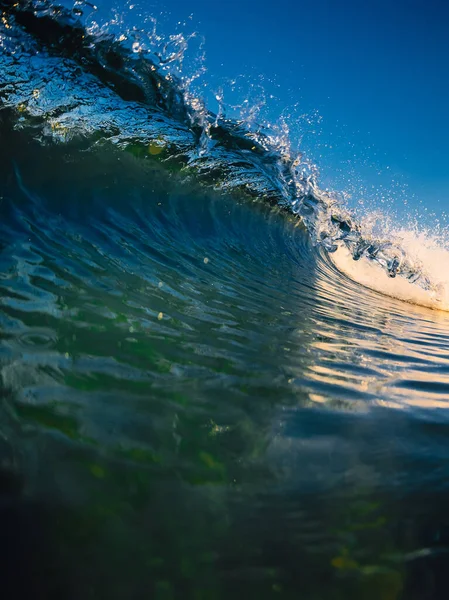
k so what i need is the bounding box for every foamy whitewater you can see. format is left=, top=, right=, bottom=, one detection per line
left=2, top=2, right=449, bottom=599
left=332, top=228, right=449, bottom=311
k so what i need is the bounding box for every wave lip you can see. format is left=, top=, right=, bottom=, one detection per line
left=1, top=0, right=447, bottom=309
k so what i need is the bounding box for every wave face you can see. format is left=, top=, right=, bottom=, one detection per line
left=2, top=2, right=449, bottom=598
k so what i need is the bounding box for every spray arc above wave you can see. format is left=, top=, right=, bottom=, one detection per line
left=1, top=0, right=448, bottom=310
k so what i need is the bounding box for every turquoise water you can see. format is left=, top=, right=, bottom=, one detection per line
left=1, top=2, right=449, bottom=599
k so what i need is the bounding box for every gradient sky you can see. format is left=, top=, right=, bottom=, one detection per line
left=105, top=0, right=449, bottom=220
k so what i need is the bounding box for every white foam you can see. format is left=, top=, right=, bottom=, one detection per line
left=331, top=231, right=449, bottom=312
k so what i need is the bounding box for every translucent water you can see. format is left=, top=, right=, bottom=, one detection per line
left=1, top=2, right=449, bottom=599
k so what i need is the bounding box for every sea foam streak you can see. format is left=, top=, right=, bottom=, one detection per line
left=1, top=0, right=448, bottom=311
left=331, top=224, right=449, bottom=311
left=332, top=247, right=449, bottom=311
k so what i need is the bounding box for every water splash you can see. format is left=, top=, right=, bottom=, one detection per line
left=1, top=0, right=448, bottom=309
left=331, top=221, right=449, bottom=310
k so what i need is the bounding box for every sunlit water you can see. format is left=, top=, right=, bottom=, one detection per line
left=1, top=2, right=449, bottom=599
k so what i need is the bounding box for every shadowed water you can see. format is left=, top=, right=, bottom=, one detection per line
left=1, top=2, right=449, bottom=600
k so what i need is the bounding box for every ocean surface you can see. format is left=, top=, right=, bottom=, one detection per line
left=1, top=1, right=449, bottom=599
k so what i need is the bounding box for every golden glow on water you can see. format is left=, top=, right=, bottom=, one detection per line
left=331, top=235, right=449, bottom=312
left=285, top=248, right=449, bottom=412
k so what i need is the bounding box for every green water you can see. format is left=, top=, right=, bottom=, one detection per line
left=0, top=131, right=447, bottom=600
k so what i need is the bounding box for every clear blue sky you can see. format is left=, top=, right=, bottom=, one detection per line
left=104, top=0, right=449, bottom=219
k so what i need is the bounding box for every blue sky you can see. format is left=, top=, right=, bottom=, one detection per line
left=105, top=0, right=449, bottom=220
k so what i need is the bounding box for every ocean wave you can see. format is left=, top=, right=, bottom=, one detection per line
left=2, top=7, right=449, bottom=595
left=1, top=0, right=449, bottom=309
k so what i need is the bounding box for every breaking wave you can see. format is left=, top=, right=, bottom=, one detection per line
left=1, top=0, right=449, bottom=310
